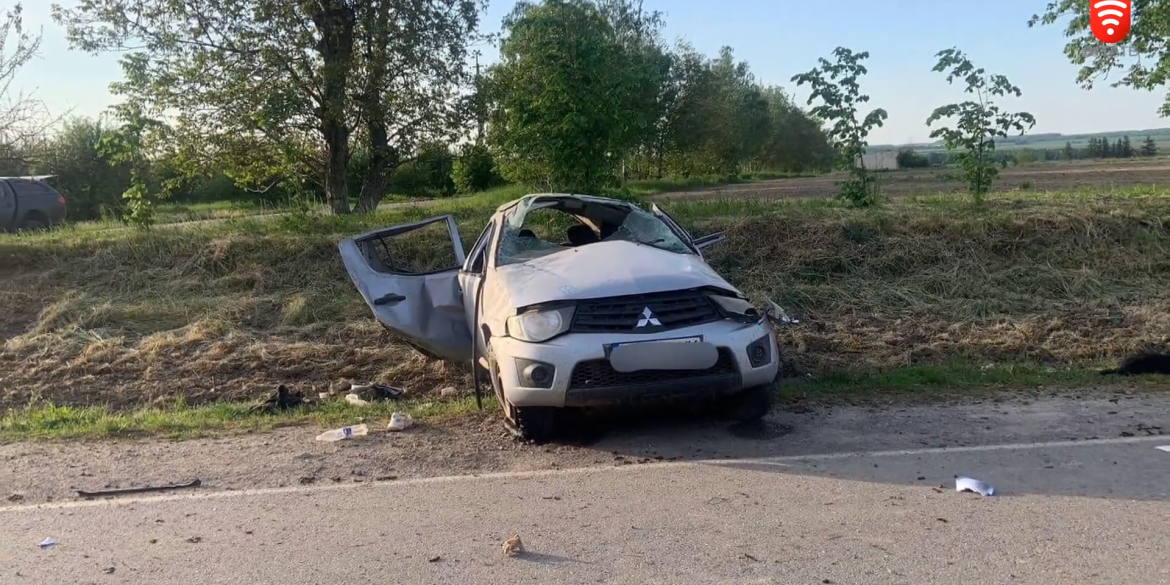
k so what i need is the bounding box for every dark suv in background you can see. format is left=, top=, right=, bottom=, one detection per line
left=0, top=176, right=68, bottom=232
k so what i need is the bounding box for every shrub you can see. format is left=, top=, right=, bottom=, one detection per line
left=895, top=147, right=930, bottom=168
left=453, top=143, right=503, bottom=193
left=391, top=162, right=433, bottom=198
left=415, top=142, right=456, bottom=197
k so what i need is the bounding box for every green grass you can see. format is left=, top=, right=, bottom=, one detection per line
left=0, top=396, right=484, bottom=441
left=2, top=178, right=1168, bottom=441
left=57, top=173, right=801, bottom=232
left=3, top=362, right=1166, bottom=441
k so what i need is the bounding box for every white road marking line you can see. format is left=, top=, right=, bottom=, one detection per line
left=1, top=435, right=1164, bottom=512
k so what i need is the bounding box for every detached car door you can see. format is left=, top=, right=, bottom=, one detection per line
left=338, top=215, right=473, bottom=363
left=649, top=202, right=726, bottom=254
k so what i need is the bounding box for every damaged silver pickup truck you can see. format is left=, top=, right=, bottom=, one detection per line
left=339, top=193, right=779, bottom=440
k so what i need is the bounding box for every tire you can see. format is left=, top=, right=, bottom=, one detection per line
left=486, top=349, right=505, bottom=407
left=513, top=405, right=557, bottom=443
left=18, top=216, right=47, bottom=232
left=725, top=382, right=776, bottom=422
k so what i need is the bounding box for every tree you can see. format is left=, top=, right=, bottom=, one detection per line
left=925, top=48, right=1036, bottom=203
left=791, top=47, right=888, bottom=207
left=1029, top=1, right=1170, bottom=117
left=754, top=86, right=836, bottom=173
left=38, top=117, right=131, bottom=220
left=1142, top=135, right=1159, bottom=156
left=1063, top=141, right=1074, bottom=160
left=53, top=0, right=485, bottom=215
left=0, top=3, right=55, bottom=165
left=96, top=103, right=168, bottom=227
left=486, top=0, right=666, bottom=192
left=1122, top=135, right=1134, bottom=157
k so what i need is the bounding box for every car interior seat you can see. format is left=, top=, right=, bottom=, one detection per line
left=565, top=224, right=600, bottom=247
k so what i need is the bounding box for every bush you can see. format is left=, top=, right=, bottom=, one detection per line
left=391, top=162, right=433, bottom=198
left=415, top=142, right=456, bottom=197
left=388, top=142, right=458, bottom=198
left=452, top=143, right=502, bottom=193
left=896, top=148, right=930, bottom=168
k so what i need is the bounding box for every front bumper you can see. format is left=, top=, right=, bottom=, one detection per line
left=493, top=319, right=779, bottom=408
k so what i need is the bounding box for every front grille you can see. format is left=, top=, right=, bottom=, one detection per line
left=570, top=288, right=721, bottom=333
left=568, top=348, right=738, bottom=390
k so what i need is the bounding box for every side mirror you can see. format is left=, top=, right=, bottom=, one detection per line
left=692, top=232, right=726, bottom=251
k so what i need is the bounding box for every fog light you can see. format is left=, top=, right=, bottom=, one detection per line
left=515, top=358, right=555, bottom=389
left=746, top=335, right=772, bottom=368
left=527, top=364, right=550, bottom=384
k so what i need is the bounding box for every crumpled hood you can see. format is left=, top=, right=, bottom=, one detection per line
left=492, top=240, right=740, bottom=308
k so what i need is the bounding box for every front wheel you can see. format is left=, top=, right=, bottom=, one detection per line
left=510, top=405, right=558, bottom=443
left=725, top=382, right=776, bottom=422
left=18, top=217, right=47, bottom=232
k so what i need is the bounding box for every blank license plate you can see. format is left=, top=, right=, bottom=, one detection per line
left=612, top=335, right=701, bottom=348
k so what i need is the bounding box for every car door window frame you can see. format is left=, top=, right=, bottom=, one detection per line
left=462, top=219, right=498, bottom=275
left=353, top=215, right=466, bottom=276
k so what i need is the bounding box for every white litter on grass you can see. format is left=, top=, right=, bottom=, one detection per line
left=387, top=412, right=414, bottom=432
left=38, top=538, right=57, bottom=549
left=345, top=393, right=370, bottom=407
left=955, top=476, right=996, bottom=496
left=1156, top=445, right=1170, bottom=453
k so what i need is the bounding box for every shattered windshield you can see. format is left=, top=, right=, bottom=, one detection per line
left=496, top=197, right=692, bottom=266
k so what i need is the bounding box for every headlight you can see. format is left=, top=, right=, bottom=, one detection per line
left=709, top=295, right=761, bottom=323
left=506, top=306, right=575, bottom=342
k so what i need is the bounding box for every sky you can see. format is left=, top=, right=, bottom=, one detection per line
left=16, top=0, right=1169, bottom=145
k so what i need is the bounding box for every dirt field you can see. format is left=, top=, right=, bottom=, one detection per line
left=651, top=159, right=1170, bottom=201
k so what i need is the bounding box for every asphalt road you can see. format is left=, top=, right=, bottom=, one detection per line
left=4, top=436, right=1168, bottom=585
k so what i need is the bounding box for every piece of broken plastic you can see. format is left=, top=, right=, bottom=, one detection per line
left=315, top=424, right=369, bottom=442
left=387, top=412, right=414, bottom=432
left=1156, top=445, right=1170, bottom=453
left=955, top=475, right=996, bottom=496
left=764, top=300, right=799, bottom=324
left=345, top=393, right=370, bottom=407
left=38, top=538, right=57, bottom=549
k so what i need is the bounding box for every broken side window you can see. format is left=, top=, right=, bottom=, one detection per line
left=497, top=199, right=570, bottom=265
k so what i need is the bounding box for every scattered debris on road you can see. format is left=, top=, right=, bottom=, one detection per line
left=248, top=384, right=307, bottom=414
left=77, top=478, right=202, bottom=498
left=428, top=555, right=441, bottom=563
left=186, top=536, right=202, bottom=544
left=387, top=412, right=414, bottom=432
left=38, top=538, right=57, bottom=549
left=1156, top=445, right=1170, bottom=453
left=104, top=566, right=116, bottom=574
left=315, top=424, right=369, bottom=442
left=502, top=534, right=524, bottom=556
left=7, top=493, right=24, bottom=502
left=955, top=475, right=996, bottom=496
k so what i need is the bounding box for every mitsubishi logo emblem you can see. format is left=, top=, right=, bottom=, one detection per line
left=635, top=307, right=660, bottom=327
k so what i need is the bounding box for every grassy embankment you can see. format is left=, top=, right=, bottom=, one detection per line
left=2, top=178, right=1168, bottom=438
